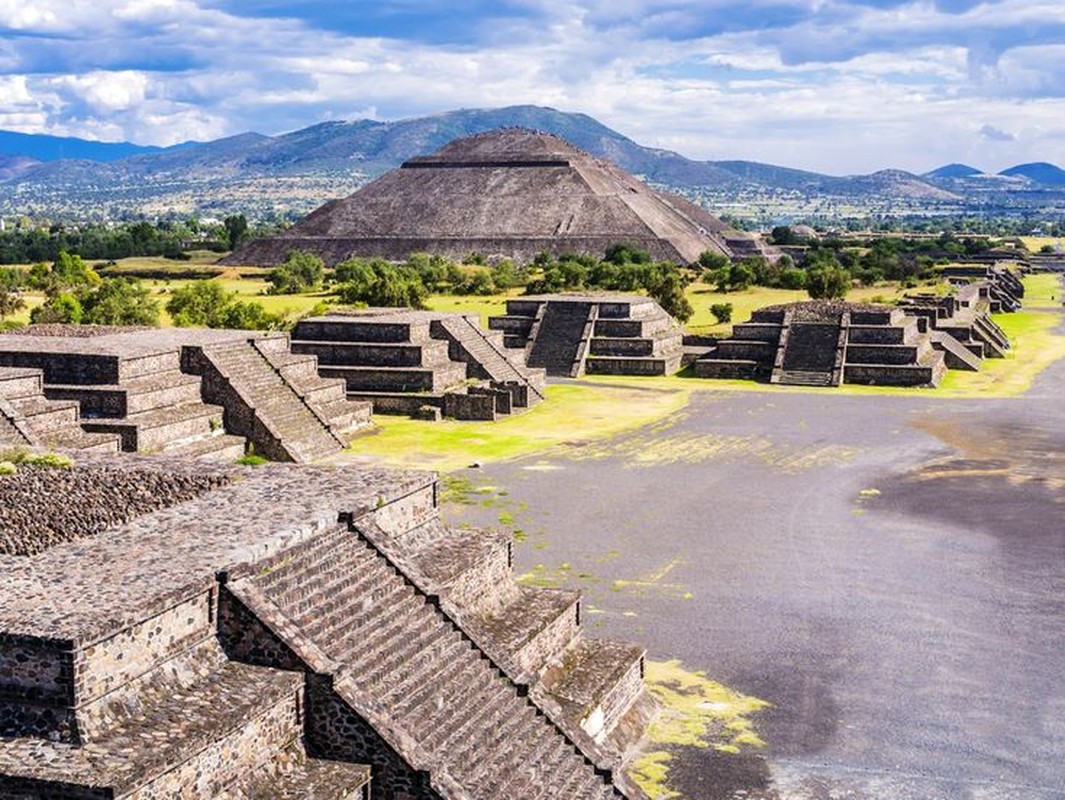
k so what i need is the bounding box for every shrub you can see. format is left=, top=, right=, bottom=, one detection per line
left=710, top=302, right=733, bottom=324
left=267, top=250, right=325, bottom=295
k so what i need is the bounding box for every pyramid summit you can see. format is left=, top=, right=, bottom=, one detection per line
left=224, top=128, right=734, bottom=266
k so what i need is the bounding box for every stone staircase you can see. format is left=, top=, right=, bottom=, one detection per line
left=697, top=303, right=953, bottom=388
left=190, top=339, right=348, bottom=463
left=292, top=310, right=539, bottom=421
left=1, top=461, right=652, bottom=799
left=930, top=330, right=983, bottom=371
left=0, top=366, right=121, bottom=453
left=527, top=301, right=596, bottom=377
left=359, top=513, right=651, bottom=759
left=253, top=339, right=373, bottom=444
left=771, top=321, right=841, bottom=386
left=432, top=314, right=546, bottom=409
left=227, top=522, right=637, bottom=800
left=491, top=294, right=683, bottom=377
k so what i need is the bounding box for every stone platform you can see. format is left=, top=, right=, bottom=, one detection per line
left=489, top=294, right=684, bottom=377
left=695, top=301, right=953, bottom=387
left=292, top=309, right=546, bottom=421
left=0, top=326, right=372, bottom=462
left=0, top=458, right=650, bottom=799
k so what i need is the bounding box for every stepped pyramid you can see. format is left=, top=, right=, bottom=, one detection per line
left=292, top=309, right=546, bottom=420
left=0, top=458, right=651, bottom=799
left=490, top=293, right=685, bottom=377
left=0, top=326, right=372, bottom=462
left=224, top=128, right=734, bottom=266
left=695, top=300, right=953, bottom=387
left=0, top=367, right=121, bottom=453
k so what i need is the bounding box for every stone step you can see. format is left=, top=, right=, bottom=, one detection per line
left=34, top=427, right=124, bottom=454
left=693, top=357, right=760, bottom=379
left=473, top=586, right=581, bottom=675
left=319, top=361, right=468, bottom=393
left=0, top=648, right=303, bottom=797
left=409, top=528, right=515, bottom=615
left=166, top=433, right=247, bottom=461
left=6, top=395, right=80, bottom=432
left=82, top=401, right=226, bottom=452
left=543, top=638, right=646, bottom=743
left=44, top=371, right=203, bottom=418
left=0, top=368, right=43, bottom=400
left=221, top=746, right=371, bottom=800
left=291, top=339, right=453, bottom=368
left=253, top=526, right=353, bottom=595
left=775, top=369, right=834, bottom=386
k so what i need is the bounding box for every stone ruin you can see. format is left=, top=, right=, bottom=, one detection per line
left=695, top=263, right=1026, bottom=388
left=489, top=294, right=684, bottom=377
left=223, top=128, right=734, bottom=267
left=695, top=300, right=952, bottom=387
left=291, top=309, right=546, bottom=421
left=0, top=326, right=372, bottom=463
left=0, top=457, right=652, bottom=799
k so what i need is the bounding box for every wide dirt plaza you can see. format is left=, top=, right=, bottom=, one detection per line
left=426, top=288, right=1065, bottom=799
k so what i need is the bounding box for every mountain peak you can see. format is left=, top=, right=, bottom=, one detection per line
left=999, top=162, right=1065, bottom=186
left=925, top=163, right=983, bottom=179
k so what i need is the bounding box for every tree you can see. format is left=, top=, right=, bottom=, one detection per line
left=217, top=300, right=285, bottom=330
left=697, top=250, right=730, bottom=271
left=223, top=214, right=249, bottom=250
left=81, top=278, right=160, bottom=326
left=707, top=262, right=755, bottom=293
left=489, top=259, right=520, bottom=290
left=166, top=281, right=237, bottom=327
left=710, top=302, right=733, bottom=324
left=604, top=242, right=652, bottom=266
left=770, top=226, right=797, bottom=245
left=335, top=259, right=427, bottom=309
left=267, top=250, right=325, bottom=295
left=644, top=265, right=693, bottom=323
left=806, top=266, right=851, bottom=300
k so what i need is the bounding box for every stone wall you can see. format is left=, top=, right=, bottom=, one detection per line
left=305, top=675, right=443, bottom=800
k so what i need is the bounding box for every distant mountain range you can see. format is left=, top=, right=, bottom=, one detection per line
left=1, top=106, right=1063, bottom=220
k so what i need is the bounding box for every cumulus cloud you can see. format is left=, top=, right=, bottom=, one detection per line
left=980, top=124, right=1015, bottom=141
left=0, top=0, right=1061, bottom=171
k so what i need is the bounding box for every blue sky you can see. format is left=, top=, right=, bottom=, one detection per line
left=0, top=0, right=1062, bottom=174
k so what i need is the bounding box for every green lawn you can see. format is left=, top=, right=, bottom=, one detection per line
left=347, top=381, right=691, bottom=472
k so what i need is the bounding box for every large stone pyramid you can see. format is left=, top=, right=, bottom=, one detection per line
left=225, top=128, right=734, bottom=266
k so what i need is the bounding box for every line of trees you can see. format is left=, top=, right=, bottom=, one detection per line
left=0, top=215, right=279, bottom=264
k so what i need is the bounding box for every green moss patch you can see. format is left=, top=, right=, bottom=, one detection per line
left=630, top=659, right=770, bottom=798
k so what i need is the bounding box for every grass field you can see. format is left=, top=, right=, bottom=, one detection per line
left=1019, top=236, right=1065, bottom=254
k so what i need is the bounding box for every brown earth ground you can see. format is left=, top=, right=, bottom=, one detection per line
left=422, top=296, right=1065, bottom=798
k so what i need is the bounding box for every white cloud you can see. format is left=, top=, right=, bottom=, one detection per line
left=0, top=0, right=1061, bottom=172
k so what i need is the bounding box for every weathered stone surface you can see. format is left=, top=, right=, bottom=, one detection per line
left=0, top=458, right=649, bottom=798
left=223, top=128, right=734, bottom=266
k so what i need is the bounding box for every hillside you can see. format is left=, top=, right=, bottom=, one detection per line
left=999, top=162, right=1065, bottom=186
left=1, top=106, right=1062, bottom=220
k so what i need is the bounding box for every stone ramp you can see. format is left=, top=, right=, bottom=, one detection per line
left=931, top=330, right=983, bottom=371
left=528, top=301, right=595, bottom=377
left=235, top=523, right=634, bottom=799
left=434, top=314, right=546, bottom=406
left=194, top=340, right=345, bottom=463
